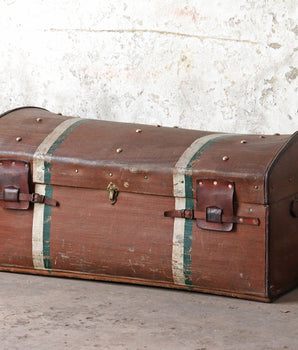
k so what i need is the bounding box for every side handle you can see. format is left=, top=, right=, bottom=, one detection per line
left=290, top=199, right=298, bottom=218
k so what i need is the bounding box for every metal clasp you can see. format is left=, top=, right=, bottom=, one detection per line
left=31, top=193, right=45, bottom=204
left=107, top=182, right=118, bottom=205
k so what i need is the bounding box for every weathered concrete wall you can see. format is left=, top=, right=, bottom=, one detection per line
left=0, top=0, right=297, bottom=133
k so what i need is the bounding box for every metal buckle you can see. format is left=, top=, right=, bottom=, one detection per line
left=31, top=193, right=45, bottom=204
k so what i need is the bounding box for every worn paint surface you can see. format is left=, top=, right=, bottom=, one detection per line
left=0, top=1, right=297, bottom=133
left=32, top=117, right=87, bottom=270
left=172, top=133, right=230, bottom=287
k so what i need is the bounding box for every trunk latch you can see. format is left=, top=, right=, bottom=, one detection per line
left=196, top=178, right=235, bottom=232
left=107, top=182, right=118, bottom=205
left=164, top=178, right=260, bottom=232
left=0, top=159, right=58, bottom=209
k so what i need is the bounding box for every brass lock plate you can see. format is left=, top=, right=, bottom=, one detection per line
left=107, top=182, right=118, bottom=205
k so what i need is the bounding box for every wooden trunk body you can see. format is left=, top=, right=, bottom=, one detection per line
left=0, top=107, right=297, bottom=301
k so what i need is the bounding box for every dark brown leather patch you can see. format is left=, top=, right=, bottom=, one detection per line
left=0, top=159, right=30, bottom=210
left=196, top=178, right=234, bottom=232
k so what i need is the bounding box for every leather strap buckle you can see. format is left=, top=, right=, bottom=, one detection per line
left=31, top=193, right=45, bottom=204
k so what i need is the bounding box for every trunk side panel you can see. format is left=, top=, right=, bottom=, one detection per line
left=266, top=132, right=298, bottom=298
left=0, top=209, right=34, bottom=268
left=191, top=202, right=267, bottom=296
left=269, top=198, right=298, bottom=297
left=49, top=187, right=175, bottom=282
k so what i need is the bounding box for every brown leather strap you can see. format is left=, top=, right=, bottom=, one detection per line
left=20, top=193, right=58, bottom=206
left=0, top=192, right=58, bottom=207
left=164, top=209, right=260, bottom=226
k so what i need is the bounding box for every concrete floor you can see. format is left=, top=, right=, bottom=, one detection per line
left=0, top=272, right=297, bottom=350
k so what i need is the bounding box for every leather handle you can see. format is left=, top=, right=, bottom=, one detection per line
left=290, top=199, right=298, bottom=218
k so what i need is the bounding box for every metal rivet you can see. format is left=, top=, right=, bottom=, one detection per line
left=12, top=161, right=15, bottom=165
left=249, top=208, right=253, bottom=212
left=109, top=173, right=113, bottom=177
left=136, top=129, right=142, bottom=133
left=213, top=181, right=218, bottom=186
left=240, top=140, right=247, bottom=144
left=239, top=218, right=244, bottom=223
left=222, top=156, right=229, bottom=161
left=124, top=182, right=129, bottom=188
left=259, top=135, right=265, bottom=139
left=36, top=118, right=42, bottom=122
left=228, top=184, right=233, bottom=189
left=254, top=185, right=259, bottom=189
left=25, top=164, right=29, bottom=168
left=199, top=181, right=203, bottom=186
left=75, top=169, right=79, bottom=173
left=16, top=137, right=22, bottom=142
left=144, top=176, right=148, bottom=180
left=0, top=162, right=2, bottom=166
left=116, top=148, right=123, bottom=153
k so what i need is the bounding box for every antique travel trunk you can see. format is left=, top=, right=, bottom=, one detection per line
left=0, top=107, right=297, bottom=301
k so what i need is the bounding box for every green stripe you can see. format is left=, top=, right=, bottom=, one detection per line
left=44, top=119, right=87, bottom=184
left=182, top=135, right=231, bottom=287
left=42, top=119, right=88, bottom=270
left=43, top=185, right=53, bottom=270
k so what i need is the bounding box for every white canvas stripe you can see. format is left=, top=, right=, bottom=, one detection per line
left=33, top=118, right=81, bottom=183
left=173, top=134, right=227, bottom=197
left=32, top=117, right=81, bottom=270
left=171, top=133, right=229, bottom=285
left=172, top=197, right=186, bottom=285
left=32, top=184, right=46, bottom=270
